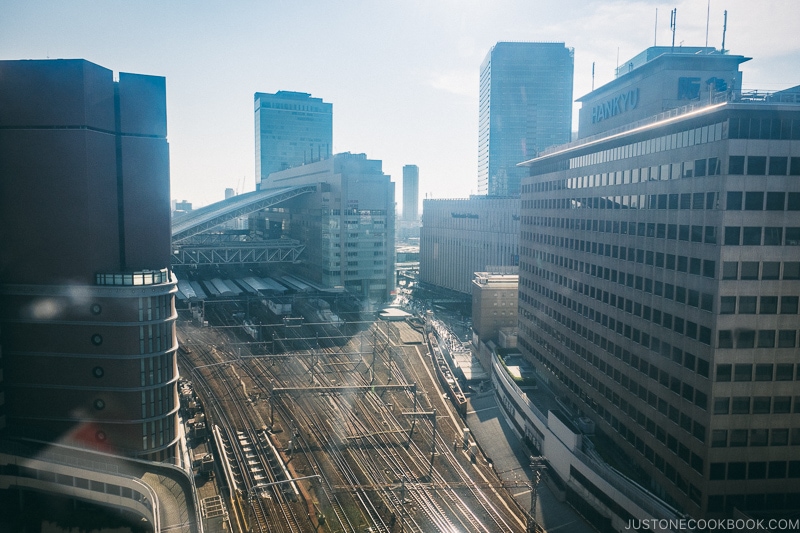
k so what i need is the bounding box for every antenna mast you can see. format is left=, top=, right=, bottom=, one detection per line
left=592, top=62, right=595, bottom=90
left=721, top=10, right=728, bottom=54
left=705, top=0, right=710, bottom=47
left=654, top=8, right=658, bottom=46
left=670, top=8, right=677, bottom=51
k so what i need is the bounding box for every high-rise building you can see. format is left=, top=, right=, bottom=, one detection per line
left=259, top=152, right=395, bottom=303
left=402, top=164, right=420, bottom=221
left=478, top=42, right=574, bottom=197
left=518, top=48, right=800, bottom=518
left=254, top=91, right=332, bottom=186
left=0, top=59, right=179, bottom=462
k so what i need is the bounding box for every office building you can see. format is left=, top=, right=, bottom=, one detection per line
left=259, top=152, right=395, bottom=303
left=420, top=196, right=519, bottom=294
left=402, top=164, right=420, bottom=221
left=478, top=42, right=574, bottom=196
left=471, top=272, right=518, bottom=344
left=0, top=59, right=179, bottom=462
left=254, top=91, right=332, bottom=186
left=518, top=47, right=800, bottom=518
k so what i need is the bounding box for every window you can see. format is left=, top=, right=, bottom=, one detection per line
left=785, top=227, right=800, bottom=245
left=755, top=364, right=773, bottom=381
left=778, top=330, right=796, bottom=348
left=747, top=156, right=767, bottom=175
left=716, top=364, right=732, bottom=381
left=713, top=397, right=730, bottom=414
left=764, top=227, right=783, bottom=245
left=734, top=364, right=753, bottom=381
left=722, top=262, right=738, bottom=279
left=730, top=430, right=748, bottom=447
left=741, top=262, right=759, bottom=280
left=762, top=262, right=780, bottom=280
left=743, top=226, right=762, bottom=245
left=760, top=296, right=778, bottom=314
left=756, top=329, right=775, bottom=350
left=720, top=296, right=736, bottom=314
left=766, top=192, right=785, bottom=210
left=731, top=397, right=750, bottom=414
left=769, top=156, right=788, bottom=175
left=711, top=430, right=727, bottom=447
left=736, top=330, right=755, bottom=349
left=724, top=227, right=740, bottom=245
left=784, top=262, right=800, bottom=279
left=718, top=331, right=733, bottom=349
left=776, top=364, right=794, bottom=381
left=729, top=156, right=745, bottom=174
left=739, top=296, right=757, bottom=314
left=745, top=191, right=764, bottom=210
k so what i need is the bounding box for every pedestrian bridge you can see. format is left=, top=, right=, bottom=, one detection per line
left=171, top=185, right=316, bottom=266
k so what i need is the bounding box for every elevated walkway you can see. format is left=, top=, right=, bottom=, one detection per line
left=171, top=185, right=316, bottom=243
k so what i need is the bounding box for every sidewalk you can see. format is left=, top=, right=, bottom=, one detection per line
left=466, top=391, right=597, bottom=533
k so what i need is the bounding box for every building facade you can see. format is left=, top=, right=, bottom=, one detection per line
left=478, top=42, right=574, bottom=197
left=420, top=197, right=519, bottom=294
left=0, top=59, right=179, bottom=462
left=255, top=91, right=332, bottom=186
left=402, top=164, right=420, bottom=221
left=518, top=51, right=800, bottom=517
left=259, top=152, right=395, bottom=303
left=471, top=272, right=519, bottom=343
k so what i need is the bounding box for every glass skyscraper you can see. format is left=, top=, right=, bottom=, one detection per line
left=254, top=91, right=332, bottom=186
left=478, top=42, right=574, bottom=197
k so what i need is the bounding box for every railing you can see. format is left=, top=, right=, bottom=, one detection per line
left=96, top=268, right=171, bottom=286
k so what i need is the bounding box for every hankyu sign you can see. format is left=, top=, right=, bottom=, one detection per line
left=591, top=88, right=639, bottom=124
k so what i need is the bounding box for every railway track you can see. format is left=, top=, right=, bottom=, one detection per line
left=178, top=298, right=526, bottom=533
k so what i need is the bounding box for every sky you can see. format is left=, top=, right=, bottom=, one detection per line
left=2, top=0, right=799, bottom=210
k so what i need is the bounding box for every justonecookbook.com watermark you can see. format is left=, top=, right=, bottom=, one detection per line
left=626, top=518, right=800, bottom=531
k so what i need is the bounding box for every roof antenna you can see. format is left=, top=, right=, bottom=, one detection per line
left=721, top=10, right=728, bottom=54
left=654, top=8, right=658, bottom=46
left=670, top=8, right=677, bottom=52
left=705, top=0, right=710, bottom=48
left=592, top=62, right=595, bottom=90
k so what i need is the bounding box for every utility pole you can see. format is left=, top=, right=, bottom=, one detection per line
left=528, top=456, right=547, bottom=533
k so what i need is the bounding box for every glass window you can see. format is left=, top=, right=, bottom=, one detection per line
left=755, top=364, right=773, bottom=381
left=776, top=364, right=794, bottom=381
left=766, top=192, right=786, bottom=210
left=726, top=191, right=742, bottom=210
left=762, top=262, right=780, bottom=280
left=743, top=226, right=762, bottom=245
left=736, top=330, right=755, bottom=349
left=778, top=330, right=797, bottom=348
left=783, top=262, right=800, bottom=279
left=791, top=157, right=800, bottom=176
left=747, top=156, right=767, bottom=175
left=757, top=330, right=775, bottom=348
left=781, top=296, right=799, bottom=314
left=720, top=296, right=736, bottom=314
left=704, top=226, right=717, bottom=244
left=745, top=192, right=764, bottom=210
left=729, top=155, right=745, bottom=174
left=742, top=261, right=759, bottom=280
left=724, top=227, right=741, bottom=245
left=739, top=296, right=757, bottom=313
left=785, top=227, right=800, bottom=245
left=722, top=262, right=738, bottom=279
left=731, top=397, right=750, bottom=414
left=788, top=193, right=800, bottom=210
left=760, top=296, right=778, bottom=314
left=764, top=227, right=783, bottom=245
left=718, top=331, right=733, bottom=349
left=769, top=156, right=788, bottom=175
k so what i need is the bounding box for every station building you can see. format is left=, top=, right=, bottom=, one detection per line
left=419, top=196, right=520, bottom=295
left=517, top=47, right=800, bottom=519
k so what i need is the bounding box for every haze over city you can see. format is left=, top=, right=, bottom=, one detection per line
left=2, top=0, right=798, bottom=209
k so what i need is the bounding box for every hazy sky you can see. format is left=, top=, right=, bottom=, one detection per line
left=2, top=1, right=799, bottom=209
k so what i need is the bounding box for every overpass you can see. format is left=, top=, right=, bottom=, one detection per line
left=171, top=185, right=316, bottom=266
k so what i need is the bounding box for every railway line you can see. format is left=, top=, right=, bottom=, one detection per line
left=178, top=297, right=527, bottom=533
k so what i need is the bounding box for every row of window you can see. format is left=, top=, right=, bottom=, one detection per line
left=725, top=190, right=800, bottom=211
left=138, top=295, right=171, bottom=322
left=716, top=363, right=799, bottom=382
left=519, top=330, right=705, bottom=506
left=139, top=323, right=173, bottom=355
left=141, top=415, right=175, bottom=451
left=554, top=158, right=723, bottom=192
left=728, top=155, right=800, bottom=176
left=527, top=191, right=719, bottom=211
left=728, top=116, right=800, bottom=141
left=140, top=385, right=175, bottom=419
left=709, top=461, right=800, bottom=481
left=713, top=395, right=799, bottom=416
left=723, top=225, right=800, bottom=246
left=526, top=231, right=717, bottom=281
left=720, top=296, right=799, bottom=315
left=721, top=261, right=800, bottom=280
left=711, top=427, right=799, bottom=448
left=523, top=251, right=715, bottom=344
left=707, top=492, right=800, bottom=513
left=717, top=329, right=798, bottom=349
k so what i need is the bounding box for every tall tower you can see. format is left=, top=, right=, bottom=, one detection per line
left=0, top=59, right=179, bottom=462
left=254, top=91, right=332, bottom=186
left=478, top=42, right=574, bottom=197
left=402, top=164, right=420, bottom=221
